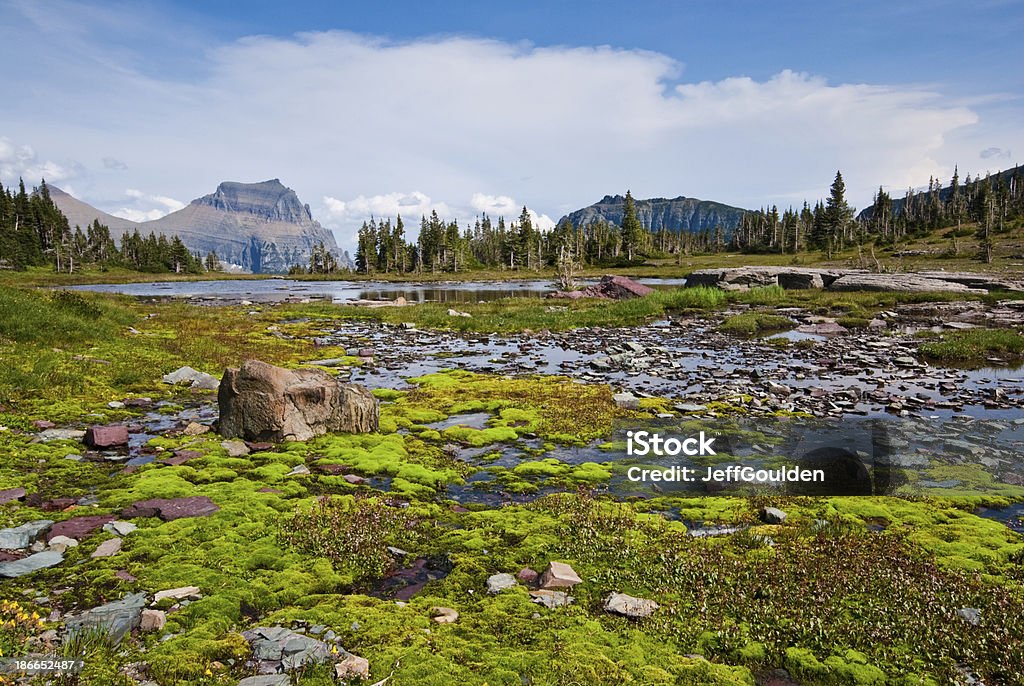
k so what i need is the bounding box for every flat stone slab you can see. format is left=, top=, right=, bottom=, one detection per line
left=123, top=496, right=219, bottom=521
left=91, top=538, right=123, bottom=558
left=37, top=428, right=86, bottom=442
left=241, top=626, right=334, bottom=670
left=0, top=520, right=53, bottom=550
left=0, top=550, right=63, bottom=577
left=154, top=585, right=202, bottom=602
left=65, top=592, right=147, bottom=645
left=0, top=487, right=26, bottom=504
left=530, top=590, right=574, bottom=609
left=47, top=515, right=115, bottom=542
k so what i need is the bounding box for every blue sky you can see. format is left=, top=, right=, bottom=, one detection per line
left=0, top=0, right=1021, bottom=251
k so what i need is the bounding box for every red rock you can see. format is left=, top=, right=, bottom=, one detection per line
left=343, top=474, right=367, bottom=484
left=40, top=498, right=77, bottom=512
left=257, top=488, right=282, bottom=494
left=161, top=450, right=201, bottom=467
left=517, top=567, right=539, bottom=584
left=32, top=420, right=55, bottom=429
left=122, top=496, right=219, bottom=521
left=316, top=463, right=347, bottom=475
left=114, top=570, right=137, bottom=582
left=46, top=515, right=114, bottom=542
left=245, top=442, right=274, bottom=452
left=0, top=487, right=26, bottom=505
left=84, top=425, right=129, bottom=449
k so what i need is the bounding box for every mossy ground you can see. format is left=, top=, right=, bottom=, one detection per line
left=0, top=284, right=1022, bottom=685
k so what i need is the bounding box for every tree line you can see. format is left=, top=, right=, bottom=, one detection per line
left=0, top=180, right=218, bottom=273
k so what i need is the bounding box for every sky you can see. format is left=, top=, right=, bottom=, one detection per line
left=0, top=0, right=1021, bottom=252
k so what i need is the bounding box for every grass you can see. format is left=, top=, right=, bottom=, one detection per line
left=718, top=312, right=794, bottom=336
left=918, top=328, right=1024, bottom=363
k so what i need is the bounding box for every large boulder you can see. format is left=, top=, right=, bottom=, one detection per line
left=218, top=360, right=379, bottom=442
left=550, top=275, right=653, bottom=300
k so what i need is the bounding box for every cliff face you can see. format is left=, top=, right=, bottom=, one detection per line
left=562, top=194, right=749, bottom=234
left=49, top=180, right=346, bottom=273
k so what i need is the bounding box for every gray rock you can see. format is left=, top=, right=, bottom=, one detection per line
left=103, top=521, right=138, bottom=536
left=603, top=592, right=659, bottom=618
left=162, top=366, right=220, bottom=390
left=37, top=429, right=86, bottom=442
left=0, top=520, right=54, bottom=550
left=760, top=507, right=787, bottom=524
left=828, top=273, right=983, bottom=293
left=91, top=538, right=123, bottom=558
left=612, top=392, right=639, bottom=410
left=65, top=592, right=147, bottom=644
left=0, top=550, right=64, bottom=577
left=221, top=440, right=250, bottom=457
left=529, top=590, right=574, bottom=609
left=242, top=626, right=334, bottom=670
left=218, top=360, right=379, bottom=442
left=238, top=676, right=291, bottom=686
left=486, top=573, right=518, bottom=594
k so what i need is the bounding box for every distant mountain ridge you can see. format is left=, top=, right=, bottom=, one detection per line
left=561, top=194, right=750, bottom=234
left=49, top=180, right=351, bottom=273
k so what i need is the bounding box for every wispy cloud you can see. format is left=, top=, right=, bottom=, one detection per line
left=0, top=4, right=1018, bottom=249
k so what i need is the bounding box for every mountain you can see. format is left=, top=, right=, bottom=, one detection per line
left=561, top=194, right=750, bottom=234
left=49, top=180, right=351, bottom=273
left=47, top=186, right=139, bottom=234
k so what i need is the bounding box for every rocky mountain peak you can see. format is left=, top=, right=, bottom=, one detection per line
left=194, top=179, right=313, bottom=224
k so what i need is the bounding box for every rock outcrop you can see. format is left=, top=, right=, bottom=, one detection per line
left=550, top=275, right=653, bottom=300
left=218, top=360, right=379, bottom=442
left=685, top=266, right=1016, bottom=293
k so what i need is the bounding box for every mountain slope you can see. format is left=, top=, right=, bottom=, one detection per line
left=47, top=186, right=140, bottom=234
left=49, top=180, right=347, bottom=273
left=561, top=194, right=750, bottom=234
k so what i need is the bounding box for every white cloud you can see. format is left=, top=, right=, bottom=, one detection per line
left=113, top=188, right=185, bottom=222
left=0, top=136, right=78, bottom=185
left=0, top=8, right=1019, bottom=251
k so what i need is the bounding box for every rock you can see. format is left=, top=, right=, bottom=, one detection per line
left=343, top=474, right=367, bottom=485
left=65, top=592, right=147, bottom=644
left=334, top=654, right=370, bottom=680
left=529, top=590, right=574, bottom=609
left=957, top=608, right=981, bottom=626
left=0, top=520, right=53, bottom=550
left=154, top=586, right=202, bottom=602
left=182, top=422, right=211, bottom=436
left=123, top=496, right=219, bottom=521
left=85, top=425, right=129, bottom=448
left=48, top=535, right=79, bottom=552
left=285, top=465, right=311, bottom=477
left=242, top=626, right=333, bottom=670
left=612, top=392, right=639, bottom=410
left=221, top=440, right=250, bottom=457
left=47, top=515, right=115, bottom=542
left=539, top=561, right=582, bottom=590
left=139, top=609, right=166, bottom=632
left=796, top=322, right=848, bottom=336
left=103, top=521, right=138, bottom=536
left=516, top=567, right=539, bottom=584
left=162, top=366, right=220, bottom=390
left=430, top=606, right=459, bottom=623
left=0, top=550, right=63, bottom=577
left=218, top=360, right=379, bottom=442
left=238, top=677, right=291, bottom=686
left=551, top=275, right=653, bottom=300
left=0, top=487, right=26, bottom=504
left=37, top=428, right=86, bottom=442
left=603, top=592, right=659, bottom=618
left=91, top=538, right=123, bottom=558
left=486, top=573, right=517, bottom=594
left=760, top=507, right=787, bottom=524
left=447, top=308, right=472, bottom=318
left=828, top=273, right=982, bottom=293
